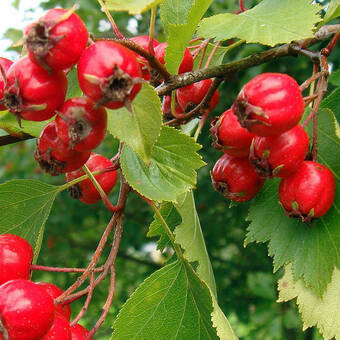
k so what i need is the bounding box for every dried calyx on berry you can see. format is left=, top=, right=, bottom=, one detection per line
left=0, top=57, right=13, bottom=111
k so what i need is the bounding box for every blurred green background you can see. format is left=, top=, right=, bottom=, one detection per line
left=0, top=0, right=339, bottom=338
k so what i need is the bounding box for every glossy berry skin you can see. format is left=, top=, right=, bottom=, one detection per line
left=210, top=108, right=255, bottom=157
left=55, top=97, right=107, bottom=152
left=0, top=279, right=55, bottom=340
left=0, top=234, right=33, bottom=285
left=36, top=282, right=71, bottom=321
left=3, top=56, right=67, bottom=121
left=279, top=161, right=335, bottom=222
left=177, top=79, right=220, bottom=113
left=232, top=73, right=304, bottom=136
left=130, top=36, right=160, bottom=80
left=251, top=125, right=309, bottom=178
left=25, top=8, right=88, bottom=71
left=40, top=313, right=71, bottom=340
left=77, top=40, right=142, bottom=109
left=211, top=154, right=264, bottom=202
left=154, top=42, right=194, bottom=74
left=162, top=94, right=185, bottom=119
left=35, top=121, right=91, bottom=176
left=0, top=57, right=13, bottom=111
left=66, top=153, right=118, bottom=204
left=70, top=324, right=93, bottom=340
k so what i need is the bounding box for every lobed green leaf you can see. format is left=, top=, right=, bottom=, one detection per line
left=99, top=0, right=165, bottom=14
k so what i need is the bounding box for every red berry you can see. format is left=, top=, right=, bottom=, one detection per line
left=36, top=282, right=71, bottom=321
left=0, top=279, right=55, bottom=340
left=211, top=154, right=264, bottom=202
left=210, top=108, right=255, bottom=157
left=77, top=40, right=142, bottom=109
left=232, top=73, right=304, bottom=136
left=130, top=36, right=160, bottom=80
left=34, top=121, right=91, bottom=176
left=279, top=161, right=335, bottom=222
left=3, top=56, right=67, bottom=121
left=251, top=125, right=309, bottom=178
left=70, top=324, right=93, bottom=340
left=177, top=79, right=220, bottom=113
left=40, top=313, right=71, bottom=340
left=0, top=234, right=33, bottom=285
left=162, top=94, right=185, bottom=119
left=66, top=153, right=118, bottom=204
left=154, top=42, right=194, bottom=74
left=25, top=8, right=88, bottom=71
left=55, top=97, right=107, bottom=151
left=0, top=57, right=13, bottom=111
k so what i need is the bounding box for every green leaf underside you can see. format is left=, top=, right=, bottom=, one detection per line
left=100, top=0, right=165, bottom=14
left=245, top=110, right=340, bottom=296
left=198, top=0, right=321, bottom=46
left=0, top=180, right=59, bottom=262
left=329, top=70, right=340, bottom=87
left=320, top=88, right=340, bottom=122
left=320, top=0, right=340, bottom=26
left=107, top=84, right=162, bottom=165
left=111, top=260, right=219, bottom=340
left=120, top=126, right=205, bottom=202
left=160, top=0, right=212, bottom=74
left=278, top=264, right=340, bottom=339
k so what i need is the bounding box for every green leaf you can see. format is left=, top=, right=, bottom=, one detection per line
left=107, top=84, right=162, bottom=165
left=100, top=0, right=165, bottom=14
left=198, top=0, right=321, bottom=47
left=160, top=0, right=212, bottom=74
left=120, top=126, right=205, bottom=202
left=321, top=0, right=340, bottom=25
left=147, top=202, right=182, bottom=251
left=65, top=67, right=82, bottom=99
left=111, top=260, right=219, bottom=339
left=191, top=42, right=230, bottom=69
left=321, top=88, right=340, bottom=122
left=0, top=180, right=59, bottom=262
left=245, top=109, right=340, bottom=296
left=278, top=264, right=340, bottom=339
left=329, top=70, right=340, bottom=86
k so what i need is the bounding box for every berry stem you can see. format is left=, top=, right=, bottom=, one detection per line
left=205, top=41, right=221, bottom=68
left=148, top=6, right=157, bottom=56
left=194, top=109, right=210, bottom=141
left=31, top=264, right=104, bottom=273
left=239, top=0, right=246, bottom=12
left=97, top=0, right=124, bottom=39
left=198, top=40, right=210, bottom=70
left=192, top=38, right=210, bottom=61
left=321, top=27, right=340, bottom=57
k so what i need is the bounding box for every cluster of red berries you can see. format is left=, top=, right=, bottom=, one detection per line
left=211, top=73, right=335, bottom=222
left=0, top=234, right=92, bottom=339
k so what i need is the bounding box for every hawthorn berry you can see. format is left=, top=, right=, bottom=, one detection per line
left=25, top=8, right=88, bottom=71
left=211, top=154, right=264, bottom=202
left=210, top=108, right=255, bottom=157
left=154, top=42, right=194, bottom=74
left=177, top=78, right=220, bottom=113
left=36, top=282, right=71, bottom=321
left=77, top=40, right=142, bottom=109
left=232, top=73, right=304, bottom=136
left=279, top=161, right=335, bottom=222
left=162, top=94, right=185, bottom=119
left=66, top=153, right=118, bottom=204
left=40, top=312, right=71, bottom=340
left=0, top=279, right=55, bottom=340
left=2, top=56, right=67, bottom=122
left=0, top=57, right=13, bottom=111
left=250, top=125, right=309, bottom=178
left=55, top=97, right=107, bottom=152
left=70, top=324, right=93, bottom=340
left=35, top=121, right=91, bottom=176
left=0, top=234, right=33, bottom=285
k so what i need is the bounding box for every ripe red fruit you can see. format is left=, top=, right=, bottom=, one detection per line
left=70, top=324, right=93, bottom=340
left=279, top=161, right=335, bottom=222
left=210, top=108, right=255, bottom=157
left=0, top=234, right=33, bottom=285
left=34, top=121, right=91, bottom=176
left=251, top=125, right=309, bottom=178
left=40, top=313, right=71, bottom=340
left=36, top=282, right=71, bottom=321
left=162, top=94, right=185, bottom=119
left=25, top=8, right=88, bottom=71
left=0, top=279, right=55, bottom=340
left=177, top=78, right=220, bottom=113
left=0, top=57, right=13, bottom=111
left=232, top=73, right=304, bottom=136
left=77, top=40, right=142, bottom=109
left=55, top=97, right=107, bottom=151
left=154, top=42, right=194, bottom=74
left=66, top=153, right=118, bottom=204
left=211, top=154, right=264, bottom=202
left=3, top=56, right=67, bottom=121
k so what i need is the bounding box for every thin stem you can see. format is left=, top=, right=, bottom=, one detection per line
left=205, top=41, right=221, bottom=68
left=194, top=109, right=210, bottom=141
left=299, top=71, right=327, bottom=92
left=192, top=39, right=210, bottom=60
left=148, top=6, right=157, bottom=56
left=198, top=40, right=210, bottom=70
left=31, top=264, right=104, bottom=273
left=97, top=0, right=124, bottom=39
left=170, top=91, right=180, bottom=119
left=321, top=27, right=340, bottom=57
left=239, top=0, right=246, bottom=12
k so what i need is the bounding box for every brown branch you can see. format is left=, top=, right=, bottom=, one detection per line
left=0, top=133, right=34, bottom=146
